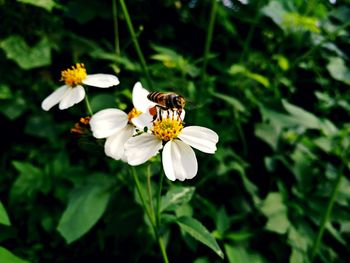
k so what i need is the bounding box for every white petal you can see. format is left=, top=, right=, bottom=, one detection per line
left=82, top=74, right=120, bottom=88
left=162, top=139, right=198, bottom=181
left=104, top=124, right=134, bottom=161
left=41, top=85, right=69, bottom=111
left=125, top=133, right=162, bottom=166
left=132, top=82, right=156, bottom=112
left=178, top=126, right=219, bottom=154
left=58, top=85, right=85, bottom=110
left=90, top=108, right=128, bottom=139
left=131, top=111, right=154, bottom=131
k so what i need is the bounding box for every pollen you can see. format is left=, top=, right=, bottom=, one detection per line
left=152, top=117, right=183, bottom=141
left=61, top=63, right=87, bottom=87
left=128, top=108, right=142, bottom=122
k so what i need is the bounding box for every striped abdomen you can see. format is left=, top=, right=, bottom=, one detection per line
left=147, top=92, right=185, bottom=109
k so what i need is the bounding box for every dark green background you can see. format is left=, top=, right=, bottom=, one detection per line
left=1, top=0, right=350, bottom=262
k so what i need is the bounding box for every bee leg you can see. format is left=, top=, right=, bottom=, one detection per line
left=179, top=110, right=182, bottom=121
left=157, top=105, right=163, bottom=121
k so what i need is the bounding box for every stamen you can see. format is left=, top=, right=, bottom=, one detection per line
left=152, top=117, right=183, bottom=141
left=70, top=116, right=91, bottom=135
left=61, top=63, right=87, bottom=87
left=128, top=108, right=142, bottom=123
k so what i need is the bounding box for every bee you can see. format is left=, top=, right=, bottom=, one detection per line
left=147, top=92, right=186, bottom=120
left=147, top=92, right=186, bottom=110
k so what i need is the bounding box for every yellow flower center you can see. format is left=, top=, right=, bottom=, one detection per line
left=61, top=63, right=87, bottom=87
left=152, top=118, right=183, bottom=141
left=128, top=108, right=142, bottom=122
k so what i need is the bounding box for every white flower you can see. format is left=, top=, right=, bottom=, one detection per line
left=89, top=82, right=154, bottom=161
left=125, top=115, right=219, bottom=181
left=41, top=63, right=119, bottom=111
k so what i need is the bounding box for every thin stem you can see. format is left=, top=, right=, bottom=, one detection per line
left=310, top=161, right=345, bottom=261
left=156, top=171, right=165, bottom=228
left=233, top=109, right=247, bottom=156
left=239, top=0, right=263, bottom=63
left=200, top=0, right=218, bottom=87
left=119, top=0, right=153, bottom=89
left=146, top=165, right=156, bottom=224
left=84, top=94, right=93, bottom=116
left=158, top=236, right=169, bottom=263
left=112, top=0, right=120, bottom=61
left=131, top=167, right=155, bottom=226
left=131, top=167, right=169, bottom=263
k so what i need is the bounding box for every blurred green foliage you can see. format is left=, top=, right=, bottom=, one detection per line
left=1, top=0, right=350, bottom=262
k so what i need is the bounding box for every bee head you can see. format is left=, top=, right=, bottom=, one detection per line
left=176, top=96, right=186, bottom=108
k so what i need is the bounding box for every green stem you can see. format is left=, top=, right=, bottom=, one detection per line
left=200, top=0, right=218, bottom=87
left=310, top=162, right=345, bottom=261
left=84, top=94, right=93, bottom=116
left=146, top=165, right=156, bottom=224
left=156, top=171, right=165, bottom=228
left=131, top=167, right=169, bottom=263
left=112, top=0, right=120, bottom=61
left=119, top=0, right=153, bottom=89
left=233, top=109, right=247, bottom=156
left=239, top=0, right=263, bottom=63
left=158, top=236, right=169, bottom=263
left=131, top=167, right=155, bottom=226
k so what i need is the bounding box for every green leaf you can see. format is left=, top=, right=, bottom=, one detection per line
left=245, top=72, right=270, bottom=88
left=0, top=96, right=27, bottom=120
left=211, top=92, right=246, bottom=112
left=57, top=178, right=111, bottom=243
left=0, top=201, right=11, bottom=226
left=259, top=102, right=337, bottom=135
left=176, top=216, right=224, bottom=259
left=282, top=12, right=320, bottom=33
left=24, top=114, right=59, bottom=139
left=282, top=100, right=338, bottom=135
left=261, top=1, right=320, bottom=33
left=326, top=57, right=350, bottom=85
left=255, top=123, right=280, bottom=150
left=227, top=162, right=260, bottom=205
left=151, top=45, right=199, bottom=77
left=161, top=186, right=195, bottom=212
left=313, top=137, right=332, bottom=153
left=0, top=36, right=51, bottom=70
left=273, top=55, right=289, bottom=71
left=216, top=207, right=230, bottom=237
left=17, top=0, right=57, bottom=11
left=259, top=105, right=300, bottom=131
left=0, top=84, right=12, bottom=100
left=225, top=244, right=266, bottom=263
left=229, top=64, right=270, bottom=88
left=330, top=6, right=350, bottom=23
left=226, top=231, right=254, bottom=242
left=0, top=247, right=30, bottom=263
left=260, top=192, right=290, bottom=234
left=282, top=100, right=321, bottom=129
left=11, top=161, right=47, bottom=199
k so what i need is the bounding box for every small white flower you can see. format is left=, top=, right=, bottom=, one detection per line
left=41, top=63, right=119, bottom=111
left=125, top=115, right=219, bottom=181
left=89, top=82, right=154, bottom=161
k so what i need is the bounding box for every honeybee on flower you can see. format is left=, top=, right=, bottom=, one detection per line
left=124, top=89, right=218, bottom=181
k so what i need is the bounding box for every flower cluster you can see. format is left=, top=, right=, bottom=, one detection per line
left=42, top=64, right=218, bottom=181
